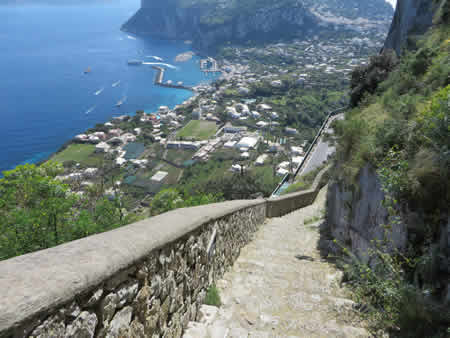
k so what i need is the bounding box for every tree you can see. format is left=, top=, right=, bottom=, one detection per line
left=0, top=162, right=76, bottom=259
left=0, top=161, right=126, bottom=260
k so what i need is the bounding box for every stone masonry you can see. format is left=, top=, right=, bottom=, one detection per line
left=0, top=202, right=265, bottom=338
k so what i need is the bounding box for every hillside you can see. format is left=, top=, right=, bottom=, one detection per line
left=122, top=0, right=393, bottom=52
left=325, top=0, right=450, bottom=335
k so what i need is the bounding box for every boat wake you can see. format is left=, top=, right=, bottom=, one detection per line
left=85, top=106, right=96, bottom=114
left=115, top=96, right=127, bottom=107
left=146, top=56, right=164, bottom=61
left=142, top=62, right=178, bottom=70
left=94, top=87, right=105, bottom=96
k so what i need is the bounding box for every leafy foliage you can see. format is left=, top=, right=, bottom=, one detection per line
left=0, top=162, right=127, bottom=260
left=204, top=284, right=221, bottom=307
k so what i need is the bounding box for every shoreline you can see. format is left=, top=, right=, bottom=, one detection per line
left=30, top=66, right=222, bottom=171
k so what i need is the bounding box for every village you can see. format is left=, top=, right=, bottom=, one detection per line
left=50, top=28, right=389, bottom=209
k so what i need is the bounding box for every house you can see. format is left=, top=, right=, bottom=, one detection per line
left=235, top=137, right=259, bottom=150
left=256, top=121, right=269, bottom=129
left=231, top=164, right=243, bottom=173
left=291, top=146, right=304, bottom=155
left=276, top=168, right=289, bottom=176
left=278, top=161, right=290, bottom=169
left=93, top=132, right=107, bottom=140
left=255, top=154, right=268, bottom=166
left=284, top=127, right=298, bottom=135
left=88, top=135, right=101, bottom=144
left=224, top=140, right=237, bottom=149
left=223, top=124, right=247, bottom=134
left=270, top=112, right=279, bottom=120
left=271, top=80, right=283, bottom=87
left=241, top=152, right=250, bottom=159
left=95, top=142, right=111, bottom=153
left=151, top=171, right=168, bottom=182
left=257, top=103, right=272, bottom=111
left=235, top=103, right=250, bottom=115
left=108, top=129, right=123, bottom=138
left=158, top=106, right=170, bottom=114
left=74, top=134, right=88, bottom=142
left=120, top=133, right=136, bottom=143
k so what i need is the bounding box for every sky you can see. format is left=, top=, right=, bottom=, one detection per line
left=385, top=0, right=397, bottom=8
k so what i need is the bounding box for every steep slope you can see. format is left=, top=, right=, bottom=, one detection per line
left=384, top=0, right=435, bottom=54
left=325, top=0, right=449, bottom=334
left=122, top=0, right=393, bottom=51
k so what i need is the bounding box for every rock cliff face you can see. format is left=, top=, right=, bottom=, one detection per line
left=122, top=0, right=393, bottom=52
left=122, top=1, right=316, bottom=51
left=384, top=0, right=435, bottom=54
left=326, top=165, right=408, bottom=263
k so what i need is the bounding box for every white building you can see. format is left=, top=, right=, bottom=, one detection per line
left=291, top=146, right=304, bottom=155
left=235, top=137, right=259, bottom=150
left=241, top=152, right=250, bottom=159
left=151, top=171, right=168, bottom=182
left=255, top=154, right=268, bottom=166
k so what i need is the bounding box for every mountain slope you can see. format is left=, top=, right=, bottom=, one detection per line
left=122, top=0, right=393, bottom=51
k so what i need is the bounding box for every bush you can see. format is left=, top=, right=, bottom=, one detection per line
left=204, top=285, right=221, bottom=307
left=350, top=51, right=398, bottom=107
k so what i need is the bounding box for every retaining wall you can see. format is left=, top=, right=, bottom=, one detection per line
left=0, top=167, right=330, bottom=338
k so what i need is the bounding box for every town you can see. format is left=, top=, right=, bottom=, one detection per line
left=50, top=26, right=390, bottom=213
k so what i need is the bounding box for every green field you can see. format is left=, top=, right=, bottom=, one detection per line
left=176, top=120, right=217, bottom=140
left=51, top=144, right=96, bottom=164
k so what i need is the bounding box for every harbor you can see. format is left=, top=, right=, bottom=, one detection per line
left=151, top=66, right=194, bottom=91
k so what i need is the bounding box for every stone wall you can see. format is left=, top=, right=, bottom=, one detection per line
left=0, top=200, right=266, bottom=338
left=267, top=166, right=330, bottom=218
left=0, top=164, right=332, bottom=338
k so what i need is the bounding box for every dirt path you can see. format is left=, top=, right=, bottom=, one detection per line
left=184, top=187, right=368, bottom=338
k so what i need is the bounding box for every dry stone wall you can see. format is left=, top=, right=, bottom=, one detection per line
left=0, top=166, right=331, bottom=338
left=0, top=201, right=265, bottom=338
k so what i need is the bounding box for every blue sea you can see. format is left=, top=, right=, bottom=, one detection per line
left=0, top=1, right=216, bottom=173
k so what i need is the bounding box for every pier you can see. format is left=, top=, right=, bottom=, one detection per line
left=152, top=66, right=194, bottom=91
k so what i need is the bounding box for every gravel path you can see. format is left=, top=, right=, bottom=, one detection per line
left=184, top=187, right=369, bottom=338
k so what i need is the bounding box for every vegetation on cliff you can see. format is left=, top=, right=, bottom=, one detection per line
left=331, top=4, right=449, bottom=336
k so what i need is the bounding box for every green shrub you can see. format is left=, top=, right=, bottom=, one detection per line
left=204, top=284, right=221, bottom=307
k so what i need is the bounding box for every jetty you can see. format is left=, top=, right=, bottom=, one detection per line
left=152, top=66, right=193, bottom=91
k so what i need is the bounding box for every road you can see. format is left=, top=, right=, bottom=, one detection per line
left=299, top=114, right=343, bottom=176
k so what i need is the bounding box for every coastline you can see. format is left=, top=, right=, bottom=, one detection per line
left=32, top=65, right=220, bottom=170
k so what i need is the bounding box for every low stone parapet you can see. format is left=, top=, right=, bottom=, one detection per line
left=0, top=200, right=265, bottom=338
left=266, top=166, right=330, bottom=218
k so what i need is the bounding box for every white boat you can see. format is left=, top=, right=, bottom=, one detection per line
left=94, top=87, right=104, bottom=96
left=115, top=96, right=127, bottom=107
left=112, top=81, right=121, bottom=88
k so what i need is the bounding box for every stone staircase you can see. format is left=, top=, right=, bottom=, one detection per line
left=184, top=187, right=369, bottom=338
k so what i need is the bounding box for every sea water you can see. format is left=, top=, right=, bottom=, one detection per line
left=0, top=1, right=217, bottom=173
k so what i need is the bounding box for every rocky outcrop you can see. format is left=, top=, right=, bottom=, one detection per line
left=122, top=1, right=316, bottom=52
left=325, top=165, right=408, bottom=263
left=384, top=0, right=437, bottom=54
left=122, top=0, right=393, bottom=52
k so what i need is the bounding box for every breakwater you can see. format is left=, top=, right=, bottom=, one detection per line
left=152, top=66, right=194, bottom=91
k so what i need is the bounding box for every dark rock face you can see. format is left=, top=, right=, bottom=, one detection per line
left=384, top=0, right=434, bottom=54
